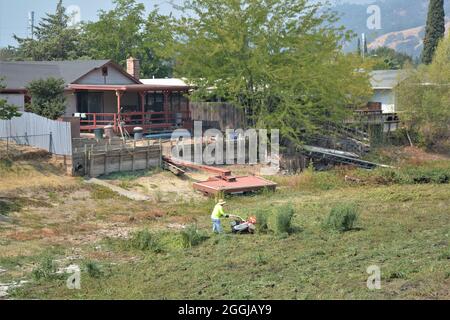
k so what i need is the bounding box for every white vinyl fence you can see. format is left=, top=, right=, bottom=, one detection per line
left=0, top=112, right=72, bottom=156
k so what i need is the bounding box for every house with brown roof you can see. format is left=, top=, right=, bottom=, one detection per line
left=0, top=58, right=191, bottom=133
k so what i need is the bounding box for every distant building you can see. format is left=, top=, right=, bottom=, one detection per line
left=369, top=70, right=408, bottom=114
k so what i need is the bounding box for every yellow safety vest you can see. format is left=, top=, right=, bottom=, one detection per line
left=211, top=204, right=225, bottom=219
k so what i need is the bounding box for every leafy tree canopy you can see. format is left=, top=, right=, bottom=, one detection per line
left=397, top=36, right=450, bottom=152
left=369, top=47, right=414, bottom=70
left=170, top=0, right=372, bottom=143
left=26, top=78, right=66, bottom=120
left=82, top=0, right=174, bottom=77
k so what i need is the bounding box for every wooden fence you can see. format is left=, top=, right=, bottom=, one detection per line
left=190, top=102, right=246, bottom=131
left=71, top=138, right=162, bottom=177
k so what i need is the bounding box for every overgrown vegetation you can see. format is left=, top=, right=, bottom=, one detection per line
left=267, top=204, right=295, bottom=235
left=31, top=255, right=58, bottom=281
left=180, top=225, right=208, bottom=248
left=127, top=229, right=163, bottom=253
left=0, top=199, right=22, bottom=216
left=323, top=203, right=359, bottom=232
left=84, top=261, right=103, bottom=279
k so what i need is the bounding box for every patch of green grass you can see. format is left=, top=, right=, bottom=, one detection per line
left=0, top=199, right=22, bottom=216
left=127, top=229, right=163, bottom=253
left=6, top=161, right=450, bottom=300
left=323, top=203, right=359, bottom=232
left=31, top=255, right=58, bottom=281
left=180, top=225, right=209, bottom=248
left=0, top=158, right=13, bottom=170
left=102, top=168, right=162, bottom=181
left=84, top=261, right=103, bottom=279
left=90, top=185, right=120, bottom=200
left=255, top=209, right=270, bottom=232
left=267, top=204, right=295, bottom=235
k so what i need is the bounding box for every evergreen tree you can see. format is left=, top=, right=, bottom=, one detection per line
left=357, top=37, right=362, bottom=57
left=422, top=0, right=445, bottom=65
left=363, top=36, right=368, bottom=57
left=26, top=78, right=66, bottom=120
left=14, top=0, right=85, bottom=60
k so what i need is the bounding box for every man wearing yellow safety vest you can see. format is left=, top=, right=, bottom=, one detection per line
left=211, top=199, right=229, bottom=233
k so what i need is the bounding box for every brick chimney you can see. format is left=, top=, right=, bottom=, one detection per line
left=126, top=57, right=140, bottom=80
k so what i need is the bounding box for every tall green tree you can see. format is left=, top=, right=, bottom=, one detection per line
left=397, top=36, right=450, bottom=152
left=422, top=0, right=445, bottom=65
left=0, top=47, right=18, bottom=61
left=82, top=0, right=145, bottom=67
left=369, top=47, right=414, bottom=70
left=82, top=0, right=173, bottom=77
left=171, top=0, right=372, bottom=143
left=14, top=0, right=85, bottom=61
left=26, top=78, right=66, bottom=120
left=357, top=37, right=362, bottom=57
left=0, top=79, right=20, bottom=120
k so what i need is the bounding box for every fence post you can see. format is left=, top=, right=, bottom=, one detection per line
left=49, top=132, right=54, bottom=154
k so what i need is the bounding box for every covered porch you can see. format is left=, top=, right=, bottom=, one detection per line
left=68, top=84, right=192, bottom=134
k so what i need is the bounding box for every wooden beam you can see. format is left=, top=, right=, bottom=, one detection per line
left=139, top=91, right=146, bottom=126
left=163, top=90, right=171, bottom=123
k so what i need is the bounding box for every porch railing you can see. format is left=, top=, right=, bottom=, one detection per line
left=79, top=111, right=191, bottom=132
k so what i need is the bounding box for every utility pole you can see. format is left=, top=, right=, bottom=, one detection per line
left=28, top=11, right=35, bottom=39
left=361, top=33, right=366, bottom=60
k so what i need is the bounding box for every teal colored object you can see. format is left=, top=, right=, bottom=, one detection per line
left=94, top=128, right=104, bottom=140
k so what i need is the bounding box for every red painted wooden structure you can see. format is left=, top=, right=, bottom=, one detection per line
left=164, top=157, right=278, bottom=196
left=68, top=84, right=192, bottom=133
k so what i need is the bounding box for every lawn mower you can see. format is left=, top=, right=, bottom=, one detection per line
left=229, top=215, right=257, bottom=234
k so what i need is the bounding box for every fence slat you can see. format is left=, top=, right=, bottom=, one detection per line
left=0, top=112, right=72, bottom=156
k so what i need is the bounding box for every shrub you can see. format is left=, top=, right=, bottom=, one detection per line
left=180, top=225, right=208, bottom=248
left=254, top=209, right=270, bottom=232
left=267, top=204, right=295, bottom=234
left=84, top=261, right=103, bottom=278
left=26, top=77, right=66, bottom=120
left=128, top=230, right=162, bottom=253
left=31, top=255, right=57, bottom=280
left=324, top=203, right=359, bottom=232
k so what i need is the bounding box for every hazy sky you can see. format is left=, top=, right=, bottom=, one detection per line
left=0, top=0, right=371, bottom=47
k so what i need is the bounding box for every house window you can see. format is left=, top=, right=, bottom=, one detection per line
left=146, top=92, right=164, bottom=112
left=77, top=92, right=104, bottom=113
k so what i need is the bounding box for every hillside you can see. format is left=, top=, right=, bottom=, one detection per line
left=332, top=0, right=450, bottom=56
left=369, top=21, right=450, bottom=58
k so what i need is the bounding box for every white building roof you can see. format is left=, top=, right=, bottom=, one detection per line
left=140, top=78, right=189, bottom=88
left=370, top=70, right=409, bottom=90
